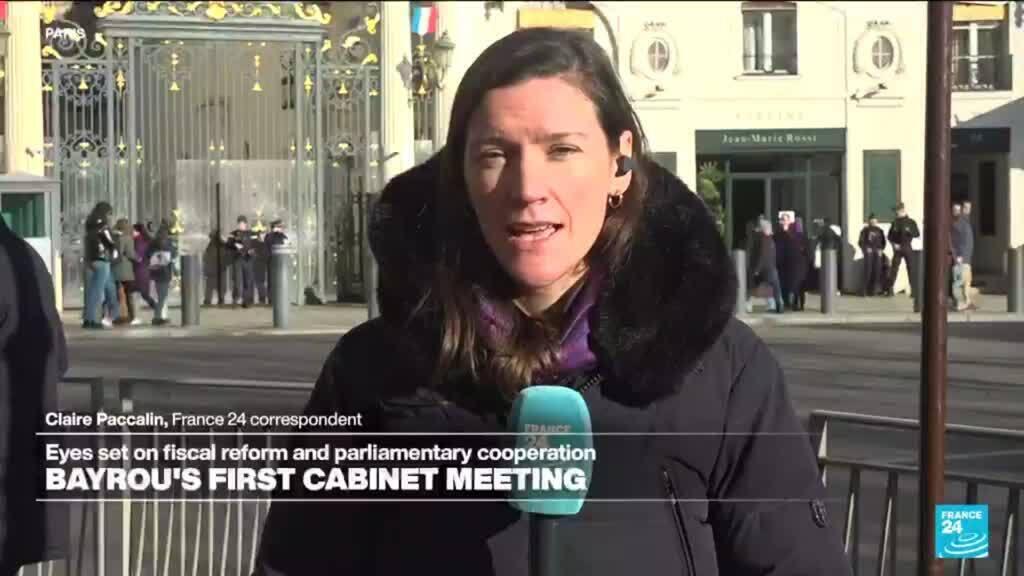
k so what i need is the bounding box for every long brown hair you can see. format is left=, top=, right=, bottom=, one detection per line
left=425, top=28, right=650, bottom=400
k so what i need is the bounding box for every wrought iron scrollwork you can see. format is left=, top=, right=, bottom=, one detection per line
left=94, top=1, right=332, bottom=24
left=41, top=24, right=111, bottom=61
left=57, top=65, right=111, bottom=106
left=321, top=3, right=380, bottom=69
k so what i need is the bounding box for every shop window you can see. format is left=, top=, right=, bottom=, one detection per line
left=741, top=1, right=797, bottom=75
left=864, top=150, right=900, bottom=223
left=979, top=161, right=996, bottom=237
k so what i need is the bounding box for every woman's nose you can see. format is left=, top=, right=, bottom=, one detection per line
left=505, top=151, right=549, bottom=206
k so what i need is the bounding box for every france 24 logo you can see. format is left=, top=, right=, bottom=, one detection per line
left=936, top=505, right=988, bottom=559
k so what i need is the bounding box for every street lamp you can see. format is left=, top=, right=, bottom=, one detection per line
left=401, top=31, right=455, bottom=95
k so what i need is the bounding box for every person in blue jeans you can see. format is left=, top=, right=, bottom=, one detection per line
left=82, top=202, right=121, bottom=329
left=750, top=219, right=784, bottom=314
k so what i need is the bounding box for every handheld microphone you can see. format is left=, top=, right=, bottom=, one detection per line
left=508, top=385, right=594, bottom=576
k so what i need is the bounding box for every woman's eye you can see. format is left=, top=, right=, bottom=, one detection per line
left=550, top=145, right=579, bottom=158
left=478, top=149, right=505, bottom=162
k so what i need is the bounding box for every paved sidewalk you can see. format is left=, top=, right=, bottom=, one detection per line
left=63, top=302, right=369, bottom=339
left=741, top=292, right=1023, bottom=326
left=61, top=291, right=1022, bottom=339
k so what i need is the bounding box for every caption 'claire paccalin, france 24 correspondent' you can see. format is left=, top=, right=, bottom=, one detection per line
left=45, top=410, right=365, bottom=429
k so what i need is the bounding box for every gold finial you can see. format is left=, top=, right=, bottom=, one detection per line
left=170, top=208, right=185, bottom=235
left=253, top=209, right=267, bottom=234
left=41, top=4, right=59, bottom=24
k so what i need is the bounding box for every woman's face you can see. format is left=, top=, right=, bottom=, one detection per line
left=463, top=76, right=632, bottom=313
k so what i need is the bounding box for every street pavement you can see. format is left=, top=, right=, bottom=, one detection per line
left=51, top=302, right=1024, bottom=576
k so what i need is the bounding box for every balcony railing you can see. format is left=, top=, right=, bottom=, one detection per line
left=953, top=54, right=1013, bottom=92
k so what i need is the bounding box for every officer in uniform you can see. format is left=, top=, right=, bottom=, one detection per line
left=884, top=203, right=920, bottom=296
left=858, top=214, right=887, bottom=297
left=226, top=215, right=256, bottom=308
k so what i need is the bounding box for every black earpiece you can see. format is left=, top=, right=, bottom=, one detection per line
left=615, top=156, right=635, bottom=177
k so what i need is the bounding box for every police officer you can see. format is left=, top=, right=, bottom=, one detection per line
left=884, top=203, right=920, bottom=297
left=226, top=215, right=257, bottom=308
left=858, top=214, right=887, bottom=297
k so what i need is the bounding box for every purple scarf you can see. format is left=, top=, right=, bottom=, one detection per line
left=476, top=272, right=602, bottom=384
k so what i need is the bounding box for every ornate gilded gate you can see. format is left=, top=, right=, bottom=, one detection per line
left=42, top=1, right=382, bottom=308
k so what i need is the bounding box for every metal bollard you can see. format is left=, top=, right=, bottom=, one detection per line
left=271, top=244, right=293, bottom=328
left=913, top=249, right=926, bottom=314
left=732, top=250, right=747, bottom=316
left=820, top=248, right=837, bottom=314
left=1009, top=245, right=1024, bottom=314
left=180, top=254, right=201, bottom=326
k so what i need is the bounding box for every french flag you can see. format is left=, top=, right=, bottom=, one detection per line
left=411, top=5, right=438, bottom=37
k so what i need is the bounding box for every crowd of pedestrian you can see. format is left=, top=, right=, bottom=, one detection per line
left=80, top=202, right=290, bottom=330
left=80, top=202, right=176, bottom=329
left=745, top=210, right=817, bottom=313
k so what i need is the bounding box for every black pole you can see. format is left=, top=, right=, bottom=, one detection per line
left=216, top=182, right=222, bottom=305
left=920, top=3, right=952, bottom=575
left=821, top=248, right=837, bottom=315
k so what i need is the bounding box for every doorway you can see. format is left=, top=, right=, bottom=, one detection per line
left=728, top=174, right=808, bottom=249
left=731, top=179, right=765, bottom=252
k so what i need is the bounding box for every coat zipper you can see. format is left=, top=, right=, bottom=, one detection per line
left=661, top=467, right=697, bottom=576
left=572, top=372, right=603, bottom=393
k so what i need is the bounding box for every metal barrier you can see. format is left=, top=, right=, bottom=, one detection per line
left=809, top=410, right=1023, bottom=576
left=20, top=376, right=314, bottom=576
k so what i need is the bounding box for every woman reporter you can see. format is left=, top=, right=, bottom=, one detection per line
left=255, top=27, right=849, bottom=575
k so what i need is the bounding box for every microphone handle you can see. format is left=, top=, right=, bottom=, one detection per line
left=529, top=514, right=559, bottom=576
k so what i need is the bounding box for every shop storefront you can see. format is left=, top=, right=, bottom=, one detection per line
left=695, top=128, right=846, bottom=252
left=951, top=127, right=1011, bottom=274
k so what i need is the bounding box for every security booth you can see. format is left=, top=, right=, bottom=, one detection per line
left=0, top=173, right=63, bottom=293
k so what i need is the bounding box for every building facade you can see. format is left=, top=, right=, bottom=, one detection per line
left=2, top=1, right=1022, bottom=308
left=431, top=0, right=1024, bottom=294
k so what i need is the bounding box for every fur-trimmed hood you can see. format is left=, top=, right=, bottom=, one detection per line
left=369, top=152, right=737, bottom=403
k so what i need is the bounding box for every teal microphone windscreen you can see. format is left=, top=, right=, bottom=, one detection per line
left=507, top=385, right=594, bottom=516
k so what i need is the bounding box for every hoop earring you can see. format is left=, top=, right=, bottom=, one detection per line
left=607, top=193, right=623, bottom=209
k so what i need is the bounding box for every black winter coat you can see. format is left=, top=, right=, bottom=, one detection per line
left=887, top=216, right=920, bottom=251
left=83, top=221, right=117, bottom=263
left=776, top=230, right=809, bottom=293
left=254, top=155, right=851, bottom=576
left=858, top=225, right=886, bottom=253
left=0, top=219, right=68, bottom=574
